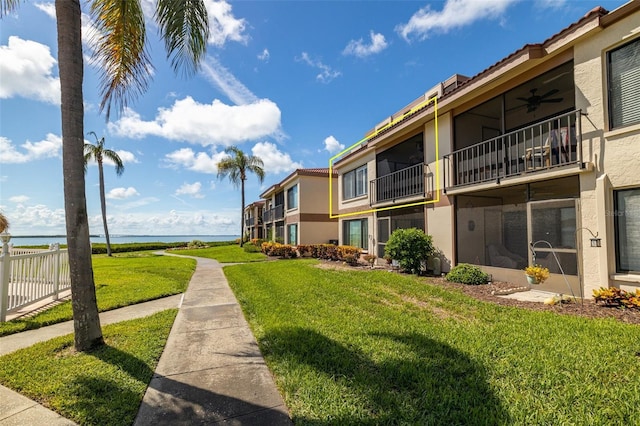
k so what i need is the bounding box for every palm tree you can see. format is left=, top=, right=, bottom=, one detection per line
left=0, top=211, right=8, bottom=233
left=84, top=132, right=124, bottom=257
left=1, top=0, right=210, bottom=351
left=217, top=146, right=265, bottom=247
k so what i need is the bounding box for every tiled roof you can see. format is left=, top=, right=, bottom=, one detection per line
left=295, top=168, right=338, bottom=177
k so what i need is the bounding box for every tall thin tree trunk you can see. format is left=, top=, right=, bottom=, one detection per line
left=56, top=0, right=104, bottom=351
left=98, top=160, right=112, bottom=256
left=240, top=178, right=245, bottom=247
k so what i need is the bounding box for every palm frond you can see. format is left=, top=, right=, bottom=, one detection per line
left=0, top=0, right=21, bottom=18
left=155, top=0, right=209, bottom=77
left=0, top=211, right=9, bottom=233
left=90, top=0, right=153, bottom=119
left=103, top=149, right=125, bottom=176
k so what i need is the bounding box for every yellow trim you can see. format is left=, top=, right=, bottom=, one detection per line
left=329, top=96, right=440, bottom=219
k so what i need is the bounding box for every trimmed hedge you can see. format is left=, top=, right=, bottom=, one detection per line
left=93, top=240, right=236, bottom=255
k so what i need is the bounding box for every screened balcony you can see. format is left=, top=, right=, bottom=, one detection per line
left=444, top=110, right=583, bottom=190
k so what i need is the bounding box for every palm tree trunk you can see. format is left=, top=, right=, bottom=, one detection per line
left=240, top=178, right=245, bottom=247
left=56, top=0, right=104, bottom=351
left=98, top=160, right=112, bottom=256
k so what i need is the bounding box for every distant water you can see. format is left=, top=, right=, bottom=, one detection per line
left=6, top=235, right=239, bottom=247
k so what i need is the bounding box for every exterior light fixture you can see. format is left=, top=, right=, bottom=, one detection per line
left=576, top=227, right=600, bottom=248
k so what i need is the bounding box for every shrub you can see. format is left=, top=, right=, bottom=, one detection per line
left=363, top=254, right=377, bottom=267
left=343, top=255, right=358, bottom=266
left=593, top=287, right=640, bottom=309
left=311, top=244, right=339, bottom=260
left=243, top=243, right=260, bottom=253
left=337, top=245, right=361, bottom=262
left=297, top=244, right=313, bottom=257
left=384, top=228, right=434, bottom=274
left=445, top=263, right=489, bottom=285
left=260, top=241, right=297, bottom=258
left=187, top=239, right=208, bottom=249
left=250, top=238, right=264, bottom=247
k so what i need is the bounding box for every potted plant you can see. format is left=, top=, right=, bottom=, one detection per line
left=524, top=264, right=549, bottom=285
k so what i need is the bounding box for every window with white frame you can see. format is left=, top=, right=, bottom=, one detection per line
left=342, top=218, right=368, bottom=249
left=614, top=188, right=640, bottom=273
left=608, top=37, right=640, bottom=129
left=287, top=185, right=298, bottom=210
left=287, top=223, right=298, bottom=245
left=343, top=165, right=367, bottom=200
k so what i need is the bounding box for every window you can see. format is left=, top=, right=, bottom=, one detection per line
left=343, top=165, right=367, bottom=200
left=343, top=219, right=368, bottom=249
left=614, top=188, right=640, bottom=273
left=287, top=224, right=298, bottom=245
left=608, top=38, right=640, bottom=129
left=287, top=185, right=298, bottom=209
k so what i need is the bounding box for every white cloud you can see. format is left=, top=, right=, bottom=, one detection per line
left=106, top=187, right=140, bottom=199
left=297, top=52, right=341, bottom=84
left=201, top=56, right=259, bottom=105
left=101, top=150, right=139, bottom=168
left=175, top=182, right=205, bottom=198
left=164, top=148, right=229, bottom=174
left=9, top=195, right=29, bottom=203
left=396, top=0, right=517, bottom=41
left=109, top=97, right=282, bottom=146
left=0, top=134, right=62, bottom=164
left=34, top=2, right=56, bottom=19
left=258, top=48, right=270, bottom=61
left=252, top=142, right=302, bottom=174
left=323, top=136, right=345, bottom=154
left=205, top=0, right=249, bottom=46
left=7, top=204, right=66, bottom=233
left=0, top=36, right=60, bottom=105
left=98, top=209, right=236, bottom=235
left=343, top=31, right=388, bottom=58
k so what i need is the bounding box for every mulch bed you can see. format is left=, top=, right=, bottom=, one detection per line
left=314, top=259, right=640, bottom=325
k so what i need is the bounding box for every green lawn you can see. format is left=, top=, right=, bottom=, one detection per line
left=225, top=259, right=640, bottom=425
left=175, top=244, right=267, bottom=263
left=0, top=252, right=195, bottom=336
left=0, top=309, right=177, bottom=426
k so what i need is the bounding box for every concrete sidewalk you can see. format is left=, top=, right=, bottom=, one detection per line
left=0, top=254, right=291, bottom=425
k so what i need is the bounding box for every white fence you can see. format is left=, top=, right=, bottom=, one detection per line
left=0, top=243, right=71, bottom=322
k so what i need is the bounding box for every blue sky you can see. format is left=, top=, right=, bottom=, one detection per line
left=0, top=0, right=627, bottom=236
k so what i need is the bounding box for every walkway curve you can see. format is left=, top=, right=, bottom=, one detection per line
left=0, top=251, right=292, bottom=425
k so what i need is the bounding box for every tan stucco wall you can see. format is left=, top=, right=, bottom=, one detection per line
left=574, top=11, right=640, bottom=296
left=300, top=221, right=338, bottom=245
left=426, top=205, right=453, bottom=272
left=298, top=175, right=337, bottom=215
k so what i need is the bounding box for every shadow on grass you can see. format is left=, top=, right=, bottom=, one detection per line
left=58, top=344, right=157, bottom=426
left=261, top=327, right=510, bottom=425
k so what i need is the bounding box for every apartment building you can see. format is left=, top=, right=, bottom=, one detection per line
left=243, top=200, right=264, bottom=240
left=334, top=1, right=640, bottom=298
left=260, top=168, right=338, bottom=245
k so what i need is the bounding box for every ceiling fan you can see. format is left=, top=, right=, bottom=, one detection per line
left=517, top=88, right=563, bottom=112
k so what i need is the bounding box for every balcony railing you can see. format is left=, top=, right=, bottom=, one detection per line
left=370, top=163, right=428, bottom=205
left=444, top=110, right=583, bottom=189
left=262, top=205, right=284, bottom=223
left=274, top=204, right=284, bottom=220
left=245, top=217, right=255, bottom=226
